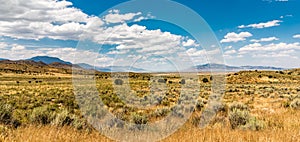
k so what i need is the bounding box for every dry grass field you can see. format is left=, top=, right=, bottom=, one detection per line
left=0, top=68, right=300, bottom=142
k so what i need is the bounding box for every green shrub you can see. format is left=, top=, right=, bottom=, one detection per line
left=114, top=79, right=123, bottom=85
left=152, top=108, right=169, bottom=118
left=131, top=113, right=148, bottom=125
left=0, top=103, right=21, bottom=128
left=29, top=106, right=55, bottom=125
left=52, top=109, right=90, bottom=131
left=283, top=101, right=290, bottom=108
left=229, top=102, right=249, bottom=112
left=202, top=78, right=209, bottom=83
left=52, top=109, right=74, bottom=127
left=0, top=103, right=13, bottom=125
left=72, top=117, right=90, bottom=131
left=195, top=100, right=205, bottom=111
left=158, top=79, right=166, bottom=83
left=229, top=108, right=250, bottom=129
left=12, top=109, right=28, bottom=124
left=242, top=117, right=264, bottom=131
left=228, top=102, right=264, bottom=131
left=161, top=99, right=170, bottom=106
left=290, top=98, right=300, bottom=109
left=179, top=79, right=186, bottom=84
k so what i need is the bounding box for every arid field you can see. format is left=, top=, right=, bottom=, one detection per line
left=0, top=68, right=300, bottom=142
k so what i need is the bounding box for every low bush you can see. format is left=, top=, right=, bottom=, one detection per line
left=229, top=102, right=249, bottom=112
left=290, top=98, right=300, bottom=109
left=242, top=117, right=264, bottom=131
left=229, top=108, right=250, bottom=129
left=130, top=113, right=148, bottom=130
left=202, top=78, right=209, bottom=83
left=131, top=113, right=148, bottom=125
left=179, top=79, right=185, bottom=84
left=152, top=108, right=169, bottom=118
left=158, top=79, right=166, bottom=83
left=195, top=100, right=205, bottom=111
left=72, top=117, right=90, bottom=131
left=228, top=102, right=264, bottom=131
left=52, top=109, right=74, bottom=127
left=0, top=103, right=13, bottom=125
left=29, top=106, right=55, bottom=125
left=283, top=101, right=290, bottom=108
left=114, top=79, right=123, bottom=85
left=0, top=103, right=21, bottom=128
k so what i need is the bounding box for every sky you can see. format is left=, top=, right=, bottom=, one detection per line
left=0, top=0, right=299, bottom=71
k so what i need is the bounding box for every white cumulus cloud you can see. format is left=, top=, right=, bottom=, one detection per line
left=103, top=10, right=142, bottom=24
left=239, top=42, right=300, bottom=52
left=238, top=20, right=282, bottom=29
left=220, top=32, right=253, bottom=43
left=275, top=0, right=288, bottom=2
left=0, top=0, right=104, bottom=40
left=0, top=42, right=8, bottom=49
left=182, top=39, right=199, bottom=47
left=250, top=37, right=279, bottom=42
left=293, top=34, right=300, bottom=39
left=224, top=50, right=237, bottom=55
left=11, top=44, right=25, bottom=51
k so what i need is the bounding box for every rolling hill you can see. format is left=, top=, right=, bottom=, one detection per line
left=0, top=60, right=82, bottom=74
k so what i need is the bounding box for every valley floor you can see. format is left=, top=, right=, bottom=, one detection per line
left=0, top=69, right=299, bottom=142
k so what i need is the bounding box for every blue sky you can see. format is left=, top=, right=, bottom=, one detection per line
left=0, top=0, right=299, bottom=70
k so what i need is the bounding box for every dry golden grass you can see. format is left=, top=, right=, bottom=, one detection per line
left=1, top=125, right=112, bottom=142
left=163, top=110, right=300, bottom=142
left=1, top=110, right=299, bottom=142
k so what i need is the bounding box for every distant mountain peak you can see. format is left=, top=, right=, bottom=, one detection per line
left=28, top=56, right=71, bottom=65
left=0, top=58, right=8, bottom=61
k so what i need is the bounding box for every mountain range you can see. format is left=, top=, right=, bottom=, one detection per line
left=0, top=56, right=288, bottom=73
left=191, top=63, right=285, bottom=72
left=76, top=63, right=147, bottom=72
left=28, top=56, right=72, bottom=65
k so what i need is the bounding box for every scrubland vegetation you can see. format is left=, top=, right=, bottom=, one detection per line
left=0, top=69, right=300, bottom=141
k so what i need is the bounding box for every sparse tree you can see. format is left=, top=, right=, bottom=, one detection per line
left=179, top=79, right=185, bottom=84
left=202, top=78, right=209, bottom=83
left=114, top=79, right=123, bottom=85
left=158, top=79, right=166, bottom=83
